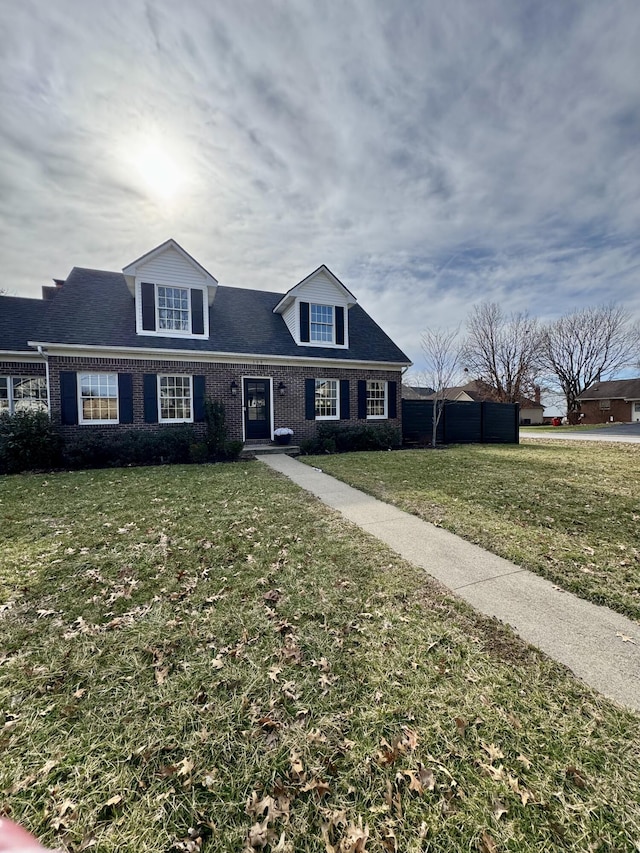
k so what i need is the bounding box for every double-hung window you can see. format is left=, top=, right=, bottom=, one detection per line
left=599, top=399, right=611, bottom=410
left=0, top=377, right=48, bottom=415
left=315, top=379, right=339, bottom=419
left=366, top=380, right=388, bottom=419
left=310, top=304, right=334, bottom=343
left=78, top=373, right=118, bottom=424
left=157, top=286, right=190, bottom=332
left=159, top=375, right=193, bottom=422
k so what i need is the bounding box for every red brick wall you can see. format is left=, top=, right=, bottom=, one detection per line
left=0, top=361, right=46, bottom=377
left=47, top=356, right=402, bottom=442
left=579, top=399, right=632, bottom=423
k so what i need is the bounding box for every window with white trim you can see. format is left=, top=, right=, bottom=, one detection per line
left=159, top=375, right=193, bottom=422
left=79, top=373, right=118, bottom=424
left=0, top=377, right=49, bottom=415
left=366, top=380, right=388, bottom=419
left=310, top=304, right=334, bottom=343
left=158, top=286, right=189, bottom=332
left=315, top=378, right=339, bottom=419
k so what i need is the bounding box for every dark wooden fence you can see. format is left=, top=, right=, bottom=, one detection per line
left=402, top=400, right=519, bottom=445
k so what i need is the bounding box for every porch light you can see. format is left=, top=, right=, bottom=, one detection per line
left=278, top=381, right=286, bottom=396
left=230, top=380, right=238, bottom=396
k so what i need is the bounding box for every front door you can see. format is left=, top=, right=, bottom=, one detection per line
left=244, top=379, right=271, bottom=440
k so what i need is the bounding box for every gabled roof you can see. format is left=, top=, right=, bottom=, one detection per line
left=579, top=378, right=640, bottom=400
left=122, top=239, right=218, bottom=286
left=403, top=379, right=543, bottom=408
left=273, top=265, right=357, bottom=314
left=401, top=385, right=435, bottom=400
left=0, top=296, right=50, bottom=352
left=29, top=267, right=410, bottom=364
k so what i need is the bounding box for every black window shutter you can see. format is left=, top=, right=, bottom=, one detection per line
left=300, top=302, right=310, bottom=342
left=191, top=290, right=205, bottom=335
left=60, top=371, right=78, bottom=425
left=141, top=282, right=156, bottom=331
left=305, top=378, right=316, bottom=419
left=357, top=380, right=367, bottom=419
left=339, top=379, right=350, bottom=419
left=193, top=375, right=206, bottom=422
left=335, top=307, right=345, bottom=345
left=388, top=381, right=397, bottom=419
left=143, top=374, right=158, bottom=423
left=118, top=374, right=133, bottom=424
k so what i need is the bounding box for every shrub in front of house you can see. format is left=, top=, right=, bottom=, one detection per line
left=0, top=410, right=63, bottom=474
left=63, top=425, right=196, bottom=470
left=300, top=422, right=401, bottom=455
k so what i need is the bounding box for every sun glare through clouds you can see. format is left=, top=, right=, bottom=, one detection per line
left=119, top=132, right=191, bottom=206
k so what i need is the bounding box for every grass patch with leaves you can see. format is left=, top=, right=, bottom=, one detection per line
left=303, top=442, right=640, bottom=622
left=1, top=463, right=639, bottom=853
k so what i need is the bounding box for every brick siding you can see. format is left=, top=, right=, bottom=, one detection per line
left=579, top=398, right=633, bottom=424
left=47, top=356, right=402, bottom=442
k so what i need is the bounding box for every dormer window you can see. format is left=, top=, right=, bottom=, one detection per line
left=310, top=304, right=334, bottom=342
left=136, top=281, right=207, bottom=338
left=158, top=286, right=189, bottom=332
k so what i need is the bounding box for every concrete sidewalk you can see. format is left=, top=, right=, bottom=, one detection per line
left=259, top=454, right=640, bottom=712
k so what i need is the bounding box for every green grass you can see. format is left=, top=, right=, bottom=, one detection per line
left=1, top=463, right=639, bottom=853
left=522, top=423, right=617, bottom=432
left=302, top=441, right=640, bottom=622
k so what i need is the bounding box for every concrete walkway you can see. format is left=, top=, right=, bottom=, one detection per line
left=259, top=454, right=640, bottom=712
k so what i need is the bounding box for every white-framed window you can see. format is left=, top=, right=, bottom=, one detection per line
left=310, top=304, right=334, bottom=343
left=157, top=285, right=190, bottom=332
left=78, top=373, right=119, bottom=424
left=0, top=377, right=49, bottom=415
left=366, top=380, right=388, bottom=419
left=599, top=399, right=611, bottom=410
left=158, top=375, right=193, bottom=423
left=634, top=402, right=640, bottom=412
left=315, top=378, right=339, bottom=419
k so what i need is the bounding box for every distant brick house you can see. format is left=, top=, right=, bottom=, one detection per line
left=578, top=379, right=640, bottom=423
left=0, top=240, right=411, bottom=445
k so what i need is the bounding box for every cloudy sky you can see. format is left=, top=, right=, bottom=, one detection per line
left=1, top=0, right=640, bottom=372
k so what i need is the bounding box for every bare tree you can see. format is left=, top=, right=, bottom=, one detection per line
left=421, top=326, right=460, bottom=446
left=462, top=303, right=540, bottom=403
left=540, top=304, right=640, bottom=423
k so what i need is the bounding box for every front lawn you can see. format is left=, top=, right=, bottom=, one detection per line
left=302, top=442, right=640, bottom=621
left=1, top=464, right=639, bottom=852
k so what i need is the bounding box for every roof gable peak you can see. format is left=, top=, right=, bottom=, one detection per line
left=273, top=264, right=357, bottom=315
left=122, top=239, right=218, bottom=287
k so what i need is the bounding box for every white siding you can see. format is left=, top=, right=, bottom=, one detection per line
left=136, top=246, right=208, bottom=289
left=282, top=301, right=297, bottom=340
left=295, top=272, right=349, bottom=308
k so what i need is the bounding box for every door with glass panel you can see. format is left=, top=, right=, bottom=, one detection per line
left=243, top=379, right=271, bottom=440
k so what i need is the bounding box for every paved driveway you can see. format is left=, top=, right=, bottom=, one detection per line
left=521, top=423, right=640, bottom=443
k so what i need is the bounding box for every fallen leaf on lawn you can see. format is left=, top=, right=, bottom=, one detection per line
left=566, top=766, right=587, bottom=789
left=155, top=666, right=170, bottom=684
left=247, top=819, right=269, bottom=849
left=73, top=687, right=87, bottom=699
left=480, top=763, right=506, bottom=782
left=516, top=754, right=532, bottom=769
left=103, top=794, right=122, bottom=808
left=381, top=823, right=397, bottom=852
left=268, top=666, right=282, bottom=682
left=211, top=656, right=225, bottom=670
left=272, top=832, right=293, bottom=853
left=263, top=589, right=281, bottom=603
left=301, top=779, right=331, bottom=798
left=307, top=728, right=328, bottom=745
left=454, top=717, right=468, bottom=736
left=481, top=743, right=504, bottom=763
left=339, top=818, right=369, bottom=852
left=492, top=799, right=508, bottom=820
left=177, top=757, right=195, bottom=777
left=402, top=763, right=436, bottom=794
left=289, top=750, right=304, bottom=778
left=479, top=831, right=498, bottom=853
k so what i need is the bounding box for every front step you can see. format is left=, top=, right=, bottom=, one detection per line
left=241, top=443, right=301, bottom=459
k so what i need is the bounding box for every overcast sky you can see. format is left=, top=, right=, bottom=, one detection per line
left=1, top=0, right=639, bottom=373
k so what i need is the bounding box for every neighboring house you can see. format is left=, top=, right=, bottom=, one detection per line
left=0, top=240, right=411, bottom=444
left=578, top=379, right=640, bottom=423
left=402, top=379, right=544, bottom=425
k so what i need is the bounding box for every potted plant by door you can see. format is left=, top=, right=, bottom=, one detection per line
left=274, top=427, right=294, bottom=446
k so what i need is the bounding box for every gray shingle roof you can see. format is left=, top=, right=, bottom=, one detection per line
left=25, top=267, right=411, bottom=364
left=0, top=296, right=49, bottom=352
left=579, top=379, right=640, bottom=400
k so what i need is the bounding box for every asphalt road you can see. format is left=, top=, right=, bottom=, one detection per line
left=521, top=423, right=640, bottom=443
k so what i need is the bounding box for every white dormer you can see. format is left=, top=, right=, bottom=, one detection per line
left=123, top=239, right=218, bottom=339
left=273, top=265, right=356, bottom=349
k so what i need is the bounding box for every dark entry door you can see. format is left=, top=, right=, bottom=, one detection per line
left=244, top=379, right=271, bottom=440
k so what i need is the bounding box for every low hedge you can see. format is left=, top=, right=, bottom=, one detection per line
left=300, top=422, right=401, bottom=455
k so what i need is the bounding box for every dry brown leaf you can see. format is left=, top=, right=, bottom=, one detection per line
left=301, top=778, right=331, bottom=798
left=516, top=754, right=532, bottom=769
left=492, top=799, right=508, bottom=820
left=480, top=763, right=506, bottom=782
left=381, top=824, right=398, bottom=853
left=566, top=766, right=587, bottom=789
left=454, top=717, right=468, bottom=736
left=177, top=757, right=195, bottom=777
left=211, top=656, right=225, bottom=670
left=103, top=794, right=122, bottom=808
left=247, top=819, right=269, bottom=849
left=479, top=831, right=498, bottom=853
left=481, top=743, right=504, bottom=763
left=155, top=666, right=170, bottom=684
left=268, top=666, right=282, bottom=682
left=289, top=750, right=304, bottom=778
left=338, top=818, right=369, bottom=853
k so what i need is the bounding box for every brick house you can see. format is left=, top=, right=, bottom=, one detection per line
left=578, top=379, right=640, bottom=424
left=0, top=240, right=411, bottom=445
